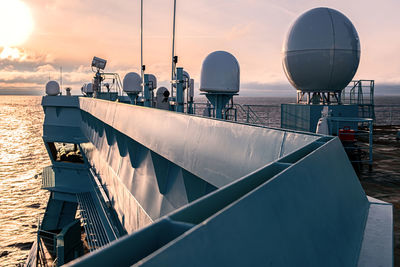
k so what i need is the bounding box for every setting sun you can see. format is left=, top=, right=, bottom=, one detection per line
left=0, top=0, right=33, bottom=47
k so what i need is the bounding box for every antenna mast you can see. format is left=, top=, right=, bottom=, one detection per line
left=141, top=0, right=144, bottom=86
left=60, top=67, right=62, bottom=91
left=171, top=0, right=177, bottom=97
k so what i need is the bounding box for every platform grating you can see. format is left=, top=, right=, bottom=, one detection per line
left=42, top=166, right=55, bottom=189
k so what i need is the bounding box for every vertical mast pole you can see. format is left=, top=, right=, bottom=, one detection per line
left=171, top=0, right=177, bottom=98
left=141, top=0, right=144, bottom=90
left=60, top=66, right=62, bottom=91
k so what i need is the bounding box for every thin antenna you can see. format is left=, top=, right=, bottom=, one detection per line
left=171, top=0, right=177, bottom=97
left=60, top=66, right=63, bottom=91
left=141, top=0, right=144, bottom=88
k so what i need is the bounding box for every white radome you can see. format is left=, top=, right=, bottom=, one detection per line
left=282, top=7, right=361, bottom=93
left=200, top=51, right=240, bottom=93
left=83, top=83, right=93, bottom=93
left=123, top=72, right=142, bottom=93
left=45, top=81, right=60, bottom=96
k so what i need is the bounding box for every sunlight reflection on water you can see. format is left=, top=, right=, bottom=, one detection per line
left=0, top=96, right=50, bottom=266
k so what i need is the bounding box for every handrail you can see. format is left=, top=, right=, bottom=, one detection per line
left=190, top=99, right=398, bottom=127
left=241, top=104, right=263, bottom=124
left=35, top=216, right=58, bottom=267
left=343, top=80, right=374, bottom=105
left=100, top=72, right=124, bottom=97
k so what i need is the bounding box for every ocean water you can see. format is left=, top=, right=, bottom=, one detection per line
left=0, top=96, right=50, bottom=266
left=0, top=95, right=399, bottom=266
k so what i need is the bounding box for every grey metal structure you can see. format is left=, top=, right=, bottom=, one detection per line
left=200, top=51, right=240, bottom=119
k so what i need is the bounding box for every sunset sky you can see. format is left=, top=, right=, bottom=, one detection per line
left=0, top=0, right=399, bottom=96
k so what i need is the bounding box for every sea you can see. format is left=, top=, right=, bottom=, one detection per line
left=0, top=95, right=399, bottom=266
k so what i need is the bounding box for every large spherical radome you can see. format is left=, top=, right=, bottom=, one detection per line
left=283, top=7, right=360, bottom=93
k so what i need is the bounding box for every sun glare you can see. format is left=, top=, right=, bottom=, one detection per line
left=0, top=46, right=21, bottom=59
left=0, top=0, right=34, bottom=47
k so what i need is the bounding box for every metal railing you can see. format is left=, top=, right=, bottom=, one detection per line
left=100, top=72, right=124, bottom=96
left=343, top=80, right=375, bottom=106
left=191, top=101, right=399, bottom=127
left=35, top=217, right=57, bottom=267
left=192, top=102, right=280, bottom=127
left=240, top=104, right=280, bottom=127
left=77, top=192, right=111, bottom=252
left=342, top=80, right=375, bottom=119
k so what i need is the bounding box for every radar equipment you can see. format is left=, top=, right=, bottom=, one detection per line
left=155, top=87, right=170, bottom=110
left=82, top=83, right=94, bottom=97
left=282, top=7, right=360, bottom=105
left=280, top=8, right=372, bottom=134
left=123, top=72, right=142, bottom=104
left=200, top=51, right=240, bottom=119
left=45, top=80, right=60, bottom=96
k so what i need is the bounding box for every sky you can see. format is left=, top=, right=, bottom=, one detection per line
left=0, top=0, right=399, bottom=96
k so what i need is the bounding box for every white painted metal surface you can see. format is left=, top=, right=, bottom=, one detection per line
left=155, top=87, right=170, bottom=110
left=45, top=80, right=60, bottom=96
left=123, top=72, right=142, bottom=93
left=82, top=83, right=93, bottom=93
left=200, top=51, right=240, bottom=93
left=283, top=7, right=360, bottom=93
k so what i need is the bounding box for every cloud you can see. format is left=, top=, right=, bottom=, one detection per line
left=224, top=23, right=253, bottom=41
left=35, top=64, right=57, bottom=72
left=1, top=46, right=52, bottom=62
left=0, top=0, right=399, bottom=97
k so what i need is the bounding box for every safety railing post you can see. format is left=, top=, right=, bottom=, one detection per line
left=369, top=120, right=373, bottom=171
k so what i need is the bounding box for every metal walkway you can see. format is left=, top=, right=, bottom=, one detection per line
left=77, top=192, right=111, bottom=251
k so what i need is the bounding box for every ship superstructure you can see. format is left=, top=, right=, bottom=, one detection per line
left=25, top=5, right=393, bottom=267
